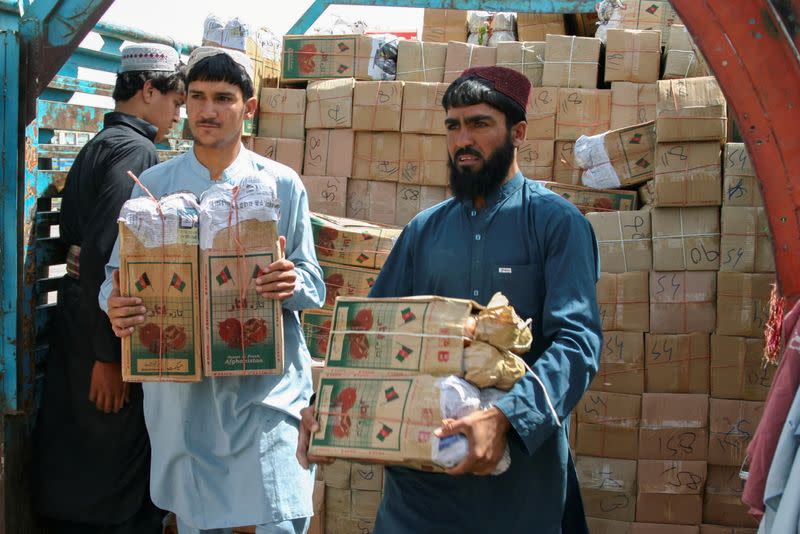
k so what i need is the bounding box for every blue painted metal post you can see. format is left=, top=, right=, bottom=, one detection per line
left=287, top=0, right=597, bottom=34
left=0, top=29, right=20, bottom=412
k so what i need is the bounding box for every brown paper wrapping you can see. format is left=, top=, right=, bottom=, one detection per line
left=591, top=331, right=645, bottom=395
left=656, top=77, right=727, bottom=143
left=553, top=141, right=582, bottom=185
left=651, top=207, right=720, bottom=271
left=611, top=82, right=658, bottom=130
left=352, top=81, right=403, bottom=132
left=723, top=143, right=762, bottom=207
left=556, top=88, right=612, bottom=141
left=399, top=134, right=448, bottom=186
left=353, top=132, right=402, bottom=182
left=576, top=456, right=638, bottom=521
left=604, top=29, right=662, bottom=83
left=576, top=391, right=642, bottom=459
left=719, top=207, right=775, bottom=273
left=517, top=13, right=565, bottom=41
left=649, top=271, right=717, bottom=334
left=303, top=129, right=355, bottom=177
left=519, top=139, right=554, bottom=180
left=395, top=185, right=447, bottom=227
left=346, top=179, right=397, bottom=225
left=300, top=176, right=348, bottom=217
left=421, top=8, right=467, bottom=43
left=639, top=393, right=709, bottom=461
left=710, top=335, right=774, bottom=401
left=588, top=210, right=653, bottom=273
left=443, top=42, right=497, bottom=83
left=526, top=87, right=558, bottom=140
left=251, top=137, right=304, bottom=175
left=258, top=88, right=306, bottom=139
left=636, top=460, right=707, bottom=524
left=305, top=78, right=355, bottom=130
left=716, top=272, right=773, bottom=337
left=663, top=25, right=710, bottom=80
left=543, top=181, right=638, bottom=214
left=703, top=465, right=759, bottom=528
left=644, top=333, right=710, bottom=394
left=707, top=398, right=764, bottom=466
left=597, top=272, right=650, bottom=332
left=653, top=142, right=722, bottom=207
left=496, top=41, right=546, bottom=87
left=396, top=40, right=447, bottom=83
left=400, top=82, right=448, bottom=135
left=542, top=34, right=601, bottom=89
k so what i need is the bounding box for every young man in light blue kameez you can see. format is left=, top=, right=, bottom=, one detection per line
left=100, top=47, right=324, bottom=534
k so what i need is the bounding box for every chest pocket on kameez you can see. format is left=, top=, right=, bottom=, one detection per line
left=491, top=263, right=539, bottom=322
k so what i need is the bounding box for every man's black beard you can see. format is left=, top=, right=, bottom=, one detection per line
left=447, top=135, right=516, bottom=203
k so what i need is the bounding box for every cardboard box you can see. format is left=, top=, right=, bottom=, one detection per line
left=302, top=309, right=333, bottom=361
left=310, top=212, right=401, bottom=270
left=496, top=41, right=546, bottom=87
left=653, top=142, right=722, bottom=207
left=527, top=87, right=558, bottom=140
left=639, top=393, right=709, bottom=461
left=199, top=192, right=284, bottom=376
left=708, top=399, right=765, bottom=466
left=710, top=335, right=774, bottom=401
left=591, top=331, right=645, bottom=395
left=700, top=526, right=757, bottom=534
left=422, top=8, right=467, bottom=43
left=303, top=129, right=355, bottom=177
left=118, top=194, right=202, bottom=382
left=633, top=525, right=699, bottom=534
left=556, top=88, right=612, bottom=141
left=396, top=40, right=447, bottom=83
left=324, top=296, right=479, bottom=375
left=576, top=122, right=656, bottom=189
left=395, top=185, right=447, bottom=226
left=649, top=271, right=717, bottom=334
left=553, top=141, right=582, bottom=185
left=353, top=81, right=403, bottom=132
left=518, top=139, right=554, bottom=180
left=310, top=370, right=456, bottom=466
left=576, top=456, right=638, bottom=522
left=587, top=518, right=633, bottom=534
left=542, top=181, right=639, bottom=214
left=716, top=272, right=774, bottom=337
left=346, top=180, right=397, bottom=226
left=305, top=78, right=355, bottom=130
left=351, top=489, right=382, bottom=519
left=443, top=41, right=498, bottom=83
left=703, top=465, right=758, bottom=528
left=312, top=360, right=324, bottom=392
left=651, top=207, right=721, bottom=271
left=644, top=333, right=710, bottom=394
left=517, top=13, right=566, bottom=42
left=399, top=134, right=448, bottom=186
left=610, top=82, right=658, bottom=130
left=301, top=176, right=348, bottom=218
left=588, top=210, right=653, bottom=273
left=576, top=391, right=642, bottom=459
left=350, top=463, right=384, bottom=492
left=258, top=88, right=306, bottom=140
left=542, top=34, right=601, bottom=88
left=323, top=459, right=352, bottom=489
left=282, top=34, right=398, bottom=81
left=597, top=272, right=650, bottom=332
left=325, top=486, right=351, bottom=516
left=656, top=77, right=727, bottom=143
left=636, top=460, right=707, bottom=524
left=604, top=29, right=662, bottom=83
left=353, top=132, right=403, bottom=182
left=664, top=25, right=710, bottom=80
left=401, top=82, right=448, bottom=135
left=723, top=143, right=762, bottom=207
left=638, top=180, right=655, bottom=207
left=308, top=480, right=325, bottom=534
left=319, top=262, right=381, bottom=311
left=719, top=207, right=775, bottom=273
left=251, top=137, right=304, bottom=175
left=612, top=0, right=680, bottom=45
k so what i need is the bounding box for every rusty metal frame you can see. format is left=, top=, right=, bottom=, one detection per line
left=671, top=0, right=800, bottom=299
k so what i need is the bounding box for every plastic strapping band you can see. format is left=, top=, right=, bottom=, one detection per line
left=680, top=208, right=687, bottom=269
left=421, top=42, right=428, bottom=81
left=617, top=212, right=629, bottom=272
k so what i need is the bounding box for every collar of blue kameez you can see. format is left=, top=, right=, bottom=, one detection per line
left=461, top=171, right=526, bottom=210
left=187, top=142, right=252, bottom=182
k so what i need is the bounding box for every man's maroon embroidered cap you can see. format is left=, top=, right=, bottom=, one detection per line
left=461, top=66, right=531, bottom=112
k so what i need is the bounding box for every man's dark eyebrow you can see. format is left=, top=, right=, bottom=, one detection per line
left=444, top=114, right=496, bottom=126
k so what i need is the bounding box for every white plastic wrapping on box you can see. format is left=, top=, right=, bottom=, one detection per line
left=574, top=132, right=622, bottom=189
left=594, top=0, right=626, bottom=42
left=118, top=193, right=200, bottom=249
left=366, top=34, right=399, bottom=80
left=430, top=376, right=512, bottom=474
left=203, top=14, right=282, bottom=60
left=487, top=12, right=517, bottom=46
left=467, top=11, right=492, bottom=45
left=198, top=175, right=280, bottom=250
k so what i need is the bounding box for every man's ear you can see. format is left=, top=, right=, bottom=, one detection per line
left=141, top=79, right=155, bottom=104
left=244, top=95, right=258, bottom=119
left=511, top=120, right=528, bottom=147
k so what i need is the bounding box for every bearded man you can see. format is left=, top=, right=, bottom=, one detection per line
left=297, top=66, right=603, bottom=533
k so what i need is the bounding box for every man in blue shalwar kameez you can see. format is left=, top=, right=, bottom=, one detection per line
left=298, top=66, right=603, bottom=533
left=100, top=47, right=324, bottom=533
